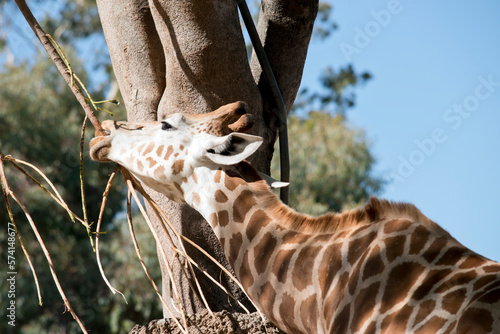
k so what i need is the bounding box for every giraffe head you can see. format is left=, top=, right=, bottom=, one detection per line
left=89, top=101, right=263, bottom=201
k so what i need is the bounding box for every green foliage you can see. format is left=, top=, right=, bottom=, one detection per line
left=272, top=112, right=384, bottom=215
left=313, top=2, right=338, bottom=40
left=0, top=55, right=161, bottom=333
left=294, top=64, right=372, bottom=116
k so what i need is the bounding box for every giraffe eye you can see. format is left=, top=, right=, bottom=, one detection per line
left=161, top=121, right=174, bottom=131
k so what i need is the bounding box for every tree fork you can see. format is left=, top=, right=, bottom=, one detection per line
left=96, top=0, right=318, bottom=318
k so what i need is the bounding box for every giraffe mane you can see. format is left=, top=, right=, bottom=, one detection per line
left=234, top=161, right=440, bottom=235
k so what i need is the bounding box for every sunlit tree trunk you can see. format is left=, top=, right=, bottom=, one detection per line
left=96, top=0, right=317, bottom=316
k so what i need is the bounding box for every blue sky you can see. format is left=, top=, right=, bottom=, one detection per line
left=301, top=0, right=500, bottom=261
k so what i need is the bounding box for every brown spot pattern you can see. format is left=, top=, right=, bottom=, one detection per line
left=137, top=160, right=144, bottom=173
left=239, top=251, right=254, bottom=288
left=385, top=235, right=406, bottom=262
left=146, top=157, right=156, bottom=168
left=282, top=231, right=310, bottom=245
left=245, top=210, right=271, bottom=241
left=435, top=247, right=468, bottom=266
left=214, top=169, right=222, bottom=183
left=384, top=219, right=413, bottom=234
left=233, top=190, right=256, bottom=224
left=382, top=305, right=413, bottom=333
left=191, top=192, right=200, bottom=207
left=258, top=282, right=276, bottom=322
left=153, top=166, right=165, bottom=180
left=422, top=237, right=449, bottom=263
left=352, top=282, right=380, bottom=332
left=228, top=232, right=243, bottom=267
left=292, top=245, right=322, bottom=291
left=143, top=143, right=155, bottom=156
left=300, top=294, right=318, bottom=332
left=484, top=265, right=500, bottom=273
left=381, top=262, right=425, bottom=313
left=362, top=245, right=384, bottom=280
left=442, top=288, right=467, bottom=314
left=164, top=145, right=174, bottom=160
left=218, top=210, right=229, bottom=227
left=457, top=307, right=494, bottom=333
left=473, top=275, right=498, bottom=291
left=478, top=286, right=500, bottom=304
left=330, top=304, right=350, bottom=334
left=209, top=212, right=217, bottom=228
left=214, top=190, right=228, bottom=203
left=415, top=316, right=448, bottom=334
left=414, top=269, right=453, bottom=301
left=318, top=243, right=342, bottom=297
left=225, top=170, right=246, bottom=191
left=272, top=249, right=295, bottom=284
left=171, top=159, right=184, bottom=175
left=280, top=293, right=298, bottom=333
left=136, top=143, right=146, bottom=153
left=410, top=225, right=431, bottom=255
left=253, top=232, right=277, bottom=275
left=155, top=145, right=164, bottom=157
left=347, top=231, right=377, bottom=266
left=414, top=299, right=436, bottom=326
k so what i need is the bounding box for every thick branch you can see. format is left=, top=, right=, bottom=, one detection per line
left=96, top=0, right=165, bottom=122
left=14, top=0, right=105, bottom=135
left=251, top=0, right=319, bottom=113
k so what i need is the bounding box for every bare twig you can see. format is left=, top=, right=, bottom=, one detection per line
left=123, top=173, right=189, bottom=331
left=0, top=152, right=42, bottom=305
left=124, top=190, right=186, bottom=333
left=94, top=169, right=127, bottom=302
left=1, top=149, right=88, bottom=333
left=4, top=156, right=77, bottom=223
left=79, top=115, right=95, bottom=249
left=121, top=168, right=261, bottom=318
left=10, top=192, right=89, bottom=333
left=14, top=0, right=104, bottom=135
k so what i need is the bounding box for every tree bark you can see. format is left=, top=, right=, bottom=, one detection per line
left=96, top=0, right=165, bottom=122
left=96, top=0, right=317, bottom=317
left=251, top=0, right=318, bottom=114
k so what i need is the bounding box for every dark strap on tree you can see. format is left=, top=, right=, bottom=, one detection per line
left=236, top=0, right=290, bottom=204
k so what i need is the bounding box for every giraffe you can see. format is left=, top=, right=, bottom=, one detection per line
left=90, top=102, right=500, bottom=334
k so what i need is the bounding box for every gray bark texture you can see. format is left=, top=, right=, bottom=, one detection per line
left=96, top=0, right=317, bottom=320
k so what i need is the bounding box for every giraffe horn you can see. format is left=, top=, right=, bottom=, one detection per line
left=228, top=113, right=254, bottom=133
left=204, top=101, right=255, bottom=135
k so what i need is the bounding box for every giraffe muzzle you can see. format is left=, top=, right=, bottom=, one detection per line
left=89, top=120, right=115, bottom=162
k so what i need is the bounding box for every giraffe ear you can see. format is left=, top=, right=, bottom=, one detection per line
left=204, top=133, right=263, bottom=165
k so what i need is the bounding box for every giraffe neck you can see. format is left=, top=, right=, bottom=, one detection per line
left=182, top=161, right=282, bottom=263
left=181, top=161, right=352, bottom=333
left=180, top=161, right=500, bottom=334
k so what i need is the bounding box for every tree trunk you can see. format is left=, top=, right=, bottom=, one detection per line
left=96, top=0, right=317, bottom=317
